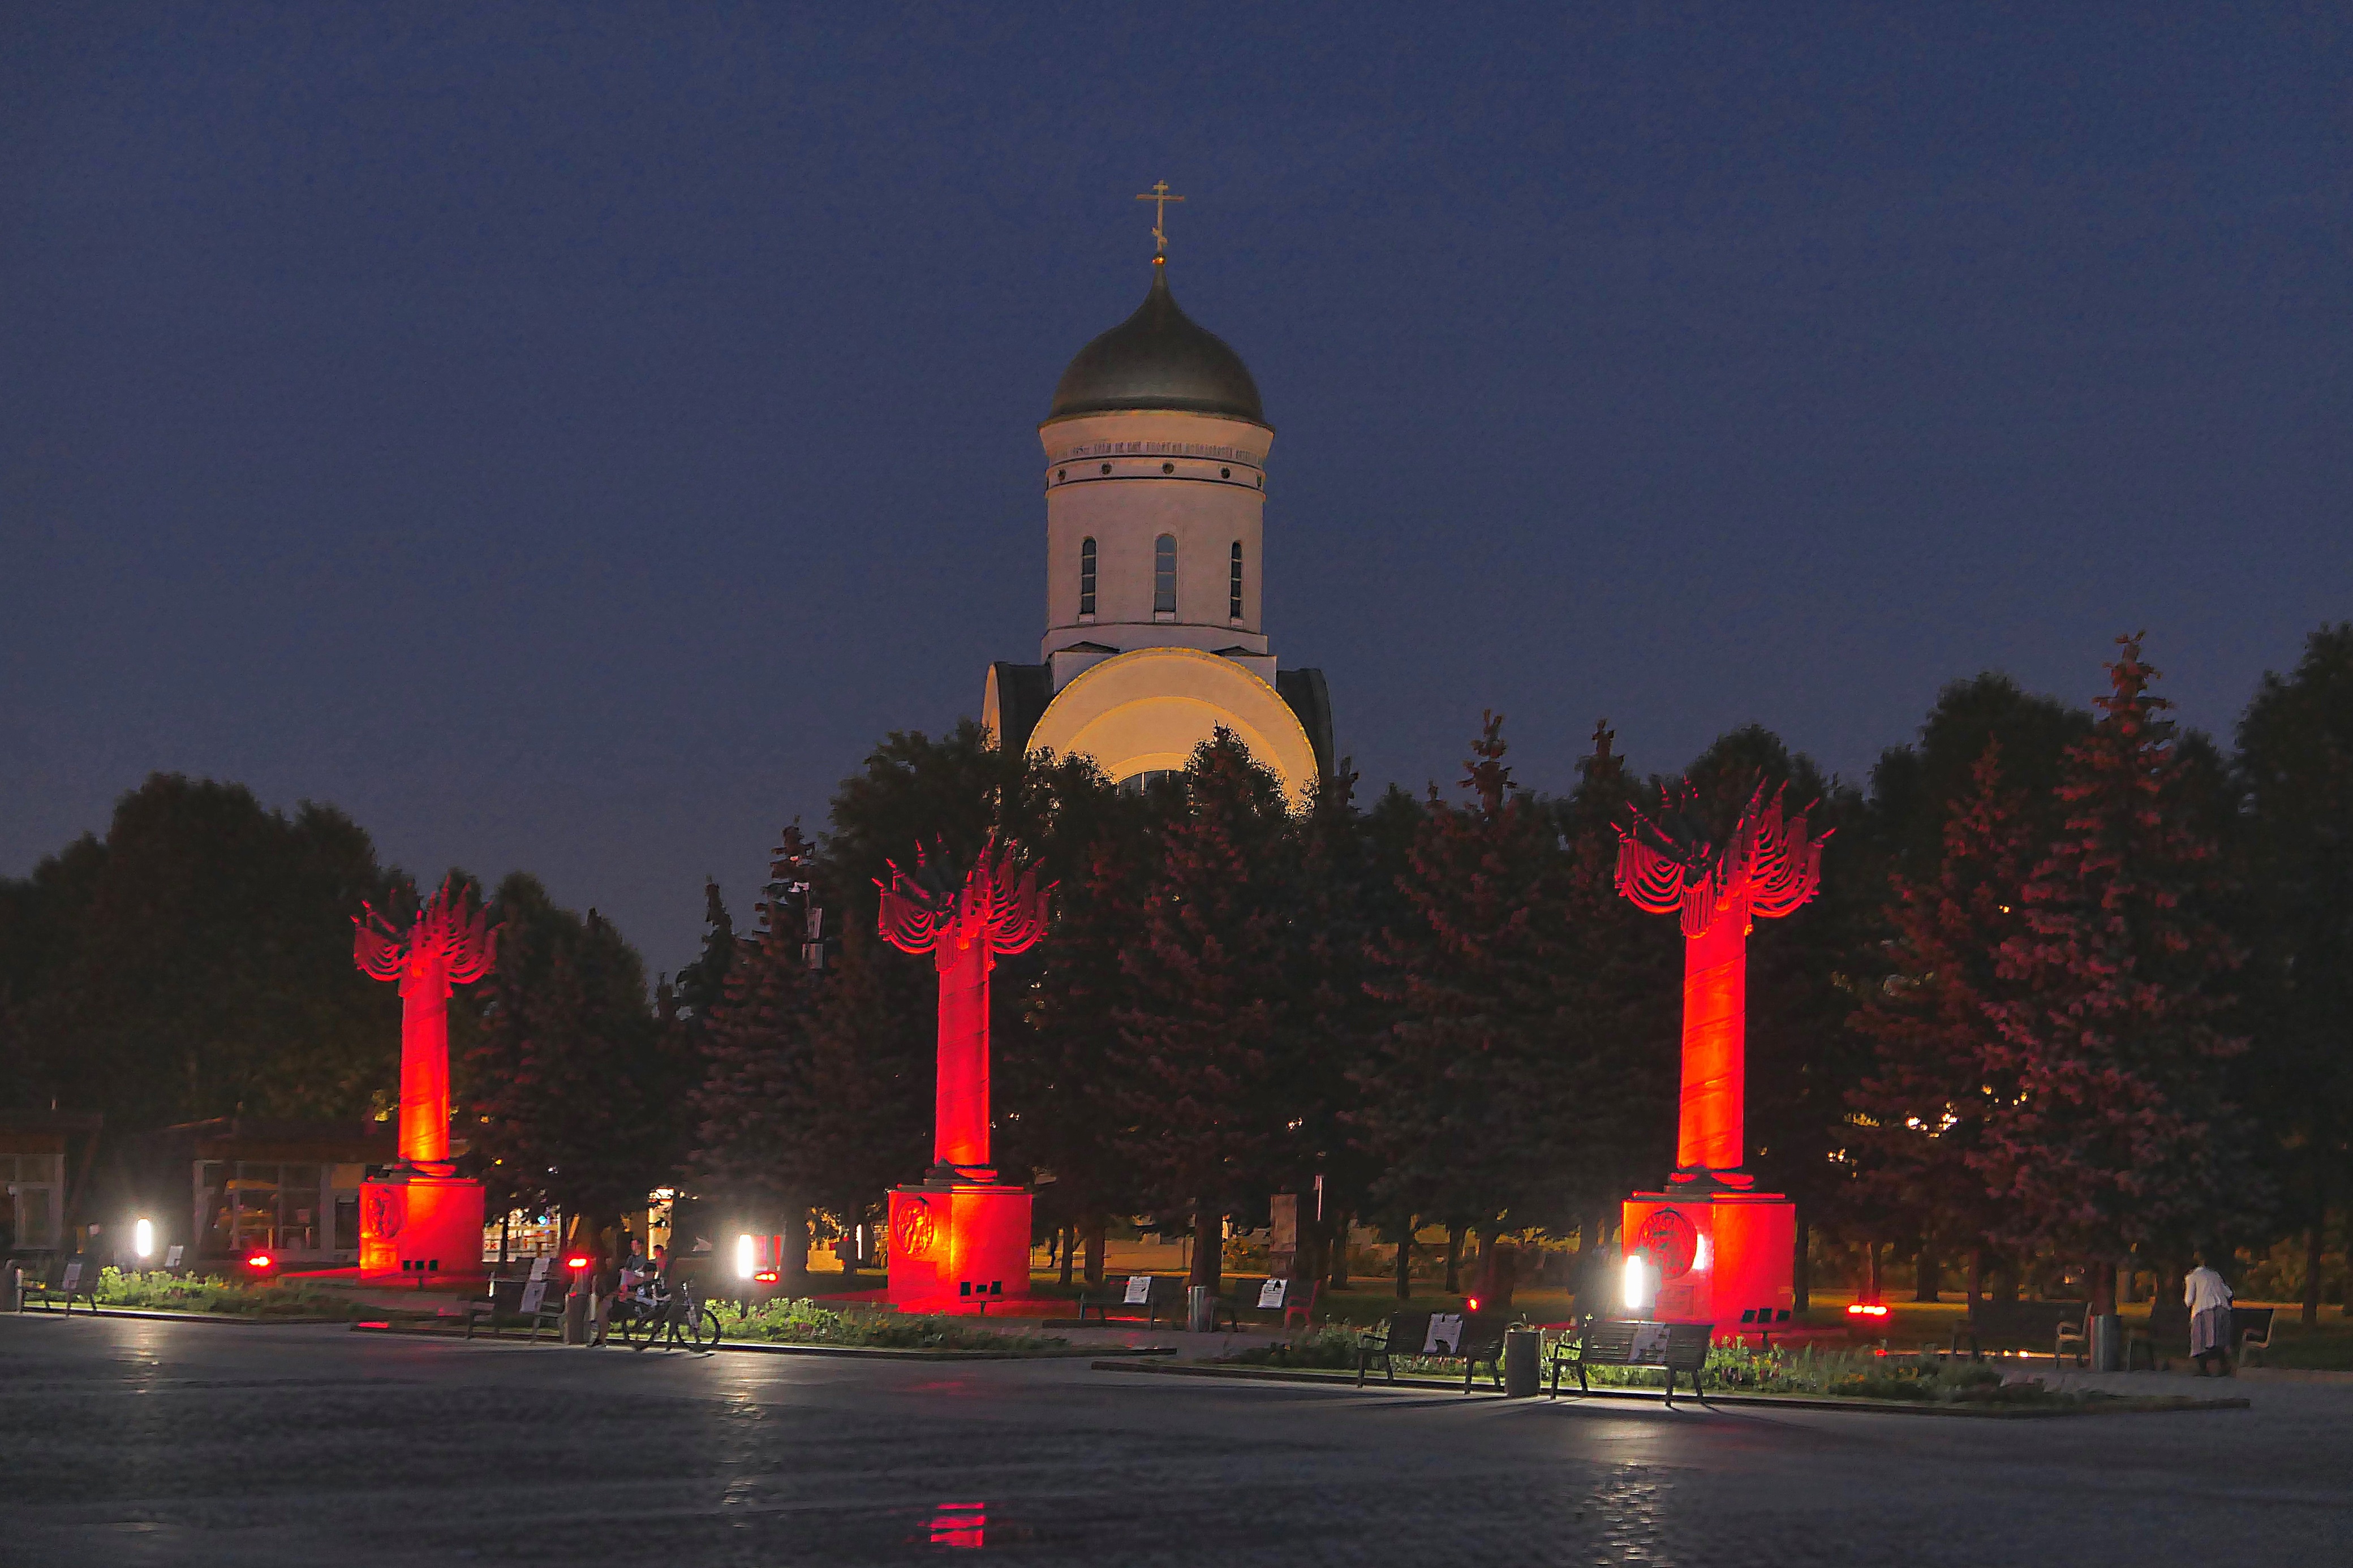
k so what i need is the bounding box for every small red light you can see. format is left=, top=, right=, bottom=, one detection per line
left=1466, top=1297, right=1481, bottom=1312
left=247, top=1253, right=273, bottom=1270
left=754, top=1271, right=780, bottom=1283
left=564, top=1255, right=592, bottom=1270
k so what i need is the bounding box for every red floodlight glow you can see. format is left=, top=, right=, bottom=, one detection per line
left=246, top=1252, right=274, bottom=1271
left=754, top=1270, right=780, bottom=1283
left=1846, top=1302, right=1889, bottom=1317
left=563, top=1253, right=592, bottom=1271
left=1466, top=1296, right=1482, bottom=1313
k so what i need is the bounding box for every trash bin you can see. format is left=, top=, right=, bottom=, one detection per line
left=563, top=1282, right=591, bottom=1345
left=1503, top=1327, right=1539, bottom=1398
left=1186, top=1285, right=1214, bottom=1334
left=2090, top=1312, right=2123, bottom=1372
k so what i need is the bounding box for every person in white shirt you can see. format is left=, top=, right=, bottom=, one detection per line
left=2184, top=1255, right=2234, bottom=1377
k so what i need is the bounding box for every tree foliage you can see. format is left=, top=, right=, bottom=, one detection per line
left=467, top=873, right=679, bottom=1223
left=1, top=773, right=395, bottom=1128
left=1977, top=637, right=2255, bottom=1275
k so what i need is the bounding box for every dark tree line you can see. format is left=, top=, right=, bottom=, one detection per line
left=10, top=626, right=2350, bottom=1320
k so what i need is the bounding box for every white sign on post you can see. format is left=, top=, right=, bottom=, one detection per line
left=1631, top=1321, right=1672, bottom=1361
left=1423, top=1313, right=1465, bottom=1354
left=1122, top=1275, right=1153, bottom=1305
left=528, top=1255, right=551, bottom=1281
left=62, top=1261, right=83, bottom=1291
left=164, top=1244, right=186, bottom=1269
left=519, top=1280, right=549, bottom=1315
left=1257, top=1279, right=1289, bottom=1309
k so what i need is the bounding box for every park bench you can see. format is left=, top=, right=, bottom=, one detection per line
left=1547, top=1318, right=1713, bottom=1407
left=24, top=1259, right=99, bottom=1316
left=2234, top=1306, right=2277, bottom=1367
left=1948, top=1299, right=2087, bottom=1367
left=2126, top=1295, right=2190, bottom=1371
left=1354, top=1309, right=1510, bottom=1393
left=1208, top=1277, right=1320, bottom=1332
left=464, top=1257, right=566, bottom=1341
left=1076, top=1274, right=1184, bottom=1328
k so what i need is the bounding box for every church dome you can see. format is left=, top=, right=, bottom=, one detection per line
left=1048, top=262, right=1266, bottom=424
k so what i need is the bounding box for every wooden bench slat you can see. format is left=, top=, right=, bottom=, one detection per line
left=1354, top=1311, right=1513, bottom=1393
left=1546, top=1317, right=1714, bottom=1405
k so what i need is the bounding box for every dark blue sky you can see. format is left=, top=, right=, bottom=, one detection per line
left=5, top=4, right=2347, bottom=973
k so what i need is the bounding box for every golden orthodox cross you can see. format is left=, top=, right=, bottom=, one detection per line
left=1134, top=181, right=1185, bottom=256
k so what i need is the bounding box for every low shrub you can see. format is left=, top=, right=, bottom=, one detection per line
left=1582, top=1341, right=2041, bottom=1403
left=721, top=1298, right=1072, bottom=1354
left=89, top=1268, right=363, bottom=1320
left=1221, top=1324, right=1364, bottom=1368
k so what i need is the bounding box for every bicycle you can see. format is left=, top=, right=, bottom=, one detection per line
left=622, top=1285, right=721, bottom=1353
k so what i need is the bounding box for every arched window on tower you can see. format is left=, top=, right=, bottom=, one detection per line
left=1154, top=533, right=1177, bottom=619
left=1078, top=537, right=1097, bottom=620
left=1229, top=541, right=1244, bottom=622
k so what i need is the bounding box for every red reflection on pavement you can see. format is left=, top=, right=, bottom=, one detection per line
left=930, top=1502, right=985, bottom=1548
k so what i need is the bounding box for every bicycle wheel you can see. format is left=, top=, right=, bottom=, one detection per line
left=626, top=1309, right=658, bottom=1351
left=690, top=1304, right=721, bottom=1352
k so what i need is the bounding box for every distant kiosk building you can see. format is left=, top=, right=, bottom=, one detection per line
left=982, top=249, right=1333, bottom=799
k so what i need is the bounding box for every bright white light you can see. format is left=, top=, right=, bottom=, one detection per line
left=734, top=1234, right=756, bottom=1280
left=1622, top=1252, right=1652, bottom=1313
left=134, top=1219, right=156, bottom=1260
left=1693, top=1233, right=1711, bottom=1272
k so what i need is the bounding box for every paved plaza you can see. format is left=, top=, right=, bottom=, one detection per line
left=2, top=1313, right=2347, bottom=1566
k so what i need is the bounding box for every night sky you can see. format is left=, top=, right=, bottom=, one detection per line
left=6, top=5, right=2347, bottom=974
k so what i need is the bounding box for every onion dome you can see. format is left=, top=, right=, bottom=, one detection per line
left=1047, top=262, right=1266, bottom=424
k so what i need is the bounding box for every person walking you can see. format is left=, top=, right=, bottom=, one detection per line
left=2184, top=1255, right=2234, bottom=1377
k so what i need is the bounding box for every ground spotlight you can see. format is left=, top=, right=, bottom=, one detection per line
left=1622, top=1251, right=1655, bottom=1313
left=134, top=1218, right=156, bottom=1261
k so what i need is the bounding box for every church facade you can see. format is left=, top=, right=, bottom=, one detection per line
left=980, top=253, right=1333, bottom=803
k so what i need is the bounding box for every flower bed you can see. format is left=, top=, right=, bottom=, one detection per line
left=88, top=1268, right=365, bottom=1320
left=719, top=1298, right=1073, bottom=1354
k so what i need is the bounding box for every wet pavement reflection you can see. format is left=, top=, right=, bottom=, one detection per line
left=3, top=1316, right=2347, bottom=1566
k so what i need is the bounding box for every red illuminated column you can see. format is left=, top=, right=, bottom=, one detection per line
left=355, top=881, right=497, bottom=1174
left=1676, top=901, right=1749, bottom=1172
left=932, top=932, right=993, bottom=1171
left=1618, top=786, right=1825, bottom=1179
left=397, top=950, right=453, bottom=1165
left=877, top=839, right=1049, bottom=1179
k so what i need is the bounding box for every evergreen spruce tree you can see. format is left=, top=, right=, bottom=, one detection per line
left=1108, top=731, right=1302, bottom=1292
left=2235, top=623, right=2353, bottom=1324
left=1289, top=760, right=1409, bottom=1286
left=672, top=878, right=739, bottom=1025
left=1981, top=635, right=2253, bottom=1311
left=1356, top=713, right=1571, bottom=1267
left=468, top=875, right=677, bottom=1237
left=686, top=826, right=824, bottom=1289
left=1017, top=770, right=1158, bottom=1284
left=1848, top=739, right=2036, bottom=1302
left=1552, top=722, right=1679, bottom=1291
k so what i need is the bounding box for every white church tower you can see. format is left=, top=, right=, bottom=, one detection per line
left=982, top=212, right=1331, bottom=801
